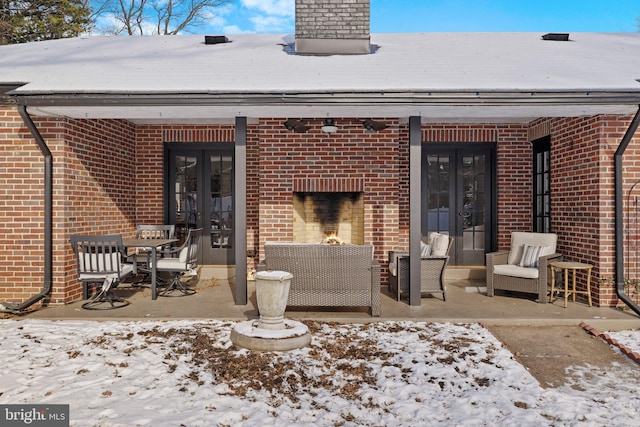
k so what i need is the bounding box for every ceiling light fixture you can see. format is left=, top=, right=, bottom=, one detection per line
left=362, top=119, right=388, bottom=132
left=321, top=118, right=338, bottom=134
left=284, top=119, right=311, bottom=133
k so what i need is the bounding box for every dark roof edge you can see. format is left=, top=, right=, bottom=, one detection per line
left=9, top=90, right=640, bottom=108
left=1, top=83, right=26, bottom=105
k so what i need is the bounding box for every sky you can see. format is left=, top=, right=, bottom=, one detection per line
left=205, top=0, right=640, bottom=35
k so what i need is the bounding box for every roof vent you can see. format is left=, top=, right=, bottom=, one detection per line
left=204, top=35, right=229, bottom=45
left=542, top=33, right=570, bottom=41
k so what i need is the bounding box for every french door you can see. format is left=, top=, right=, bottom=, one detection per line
left=422, top=144, right=496, bottom=265
left=166, top=145, right=235, bottom=265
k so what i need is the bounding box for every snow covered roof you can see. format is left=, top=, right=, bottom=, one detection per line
left=1, top=32, right=640, bottom=123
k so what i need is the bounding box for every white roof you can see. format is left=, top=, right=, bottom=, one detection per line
left=2, top=32, right=640, bottom=123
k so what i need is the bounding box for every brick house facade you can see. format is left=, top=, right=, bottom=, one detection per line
left=2, top=1, right=640, bottom=313
left=1, top=106, right=638, bottom=308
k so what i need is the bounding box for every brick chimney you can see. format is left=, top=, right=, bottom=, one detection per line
left=295, top=0, right=371, bottom=55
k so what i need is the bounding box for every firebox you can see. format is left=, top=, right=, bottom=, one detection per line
left=293, top=192, right=364, bottom=244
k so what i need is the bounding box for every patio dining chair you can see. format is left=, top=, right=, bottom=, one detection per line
left=70, top=234, right=135, bottom=310
left=128, top=224, right=176, bottom=285
left=152, top=228, right=202, bottom=297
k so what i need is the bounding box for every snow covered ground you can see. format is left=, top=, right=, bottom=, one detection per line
left=1, top=319, right=639, bottom=426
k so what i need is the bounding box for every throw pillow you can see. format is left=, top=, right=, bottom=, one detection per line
left=431, top=234, right=449, bottom=257
left=518, top=244, right=548, bottom=268
left=420, top=242, right=432, bottom=257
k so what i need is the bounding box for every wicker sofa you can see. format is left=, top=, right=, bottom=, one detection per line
left=259, top=243, right=381, bottom=317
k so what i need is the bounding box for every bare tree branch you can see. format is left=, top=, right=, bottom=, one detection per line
left=96, top=0, right=232, bottom=35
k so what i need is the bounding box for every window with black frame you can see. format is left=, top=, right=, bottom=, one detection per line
left=533, top=136, right=551, bottom=232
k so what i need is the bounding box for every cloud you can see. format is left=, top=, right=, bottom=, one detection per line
left=223, top=25, right=253, bottom=35
left=240, top=0, right=295, bottom=18
left=204, top=0, right=294, bottom=34
left=250, top=15, right=293, bottom=33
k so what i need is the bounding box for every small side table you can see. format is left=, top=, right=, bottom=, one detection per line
left=549, top=261, right=593, bottom=308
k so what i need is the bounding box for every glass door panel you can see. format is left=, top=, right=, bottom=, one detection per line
left=167, top=147, right=235, bottom=265
left=424, top=154, right=451, bottom=235
left=173, top=154, right=199, bottom=244
left=460, top=154, right=486, bottom=265
left=209, top=154, right=233, bottom=251
left=423, top=145, right=495, bottom=266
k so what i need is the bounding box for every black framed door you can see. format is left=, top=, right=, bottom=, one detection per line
left=422, top=144, right=496, bottom=265
left=166, top=145, right=235, bottom=265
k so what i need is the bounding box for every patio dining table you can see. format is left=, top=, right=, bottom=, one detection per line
left=123, top=238, right=178, bottom=300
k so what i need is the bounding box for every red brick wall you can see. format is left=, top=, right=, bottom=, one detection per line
left=0, top=107, right=47, bottom=304
left=599, top=115, right=640, bottom=306
left=535, top=114, right=640, bottom=307
left=247, top=124, right=261, bottom=272
left=135, top=126, right=165, bottom=224
left=0, top=108, right=137, bottom=304
left=59, top=118, right=137, bottom=302
left=546, top=116, right=601, bottom=302
left=494, top=125, right=532, bottom=246
left=257, top=118, right=400, bottom=263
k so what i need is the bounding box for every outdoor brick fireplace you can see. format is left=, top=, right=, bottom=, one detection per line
left=292, top=178, right=365, bottom=245
left=293, top=192, right=365, bottom=244
left=256, top=122, right=400, bottom=263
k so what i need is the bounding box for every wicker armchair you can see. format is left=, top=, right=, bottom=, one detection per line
left=486, top=232, right=561, bottom=303
left=388, top=234, right=453, bottom=301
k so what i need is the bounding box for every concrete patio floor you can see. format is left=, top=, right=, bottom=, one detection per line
left=19, top=274, right=640, bottom=331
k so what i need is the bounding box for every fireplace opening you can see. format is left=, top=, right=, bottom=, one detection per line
left=293, top=192, right=364, bottom=244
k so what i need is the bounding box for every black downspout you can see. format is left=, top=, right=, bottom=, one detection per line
left=0, top=106, right=53, bottom=313
left=615, top=106, right=640, bottom=316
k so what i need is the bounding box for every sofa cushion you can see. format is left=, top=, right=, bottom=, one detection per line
left=519, top=244, right=548, bottom=268
left=493, top=264, right=539, bottom=279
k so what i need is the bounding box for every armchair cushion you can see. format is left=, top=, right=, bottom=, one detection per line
left=518, top=244, right=549, bottom=268
left=493, top=264, right=539, bottom=279
left=79, top=264, right=134, bottom=281
left=155, top=257, right=186, bottom=270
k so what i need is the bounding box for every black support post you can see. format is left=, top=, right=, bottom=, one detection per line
left=409, top=116, right=422, bottom=306
left=234, top=117, right=248, bottom=305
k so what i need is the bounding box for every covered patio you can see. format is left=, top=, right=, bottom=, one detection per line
left=17, top=272, right=640, bottom=329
